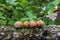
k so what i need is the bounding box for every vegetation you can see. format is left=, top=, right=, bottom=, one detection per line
left=0, top=0, right=60, bottom=26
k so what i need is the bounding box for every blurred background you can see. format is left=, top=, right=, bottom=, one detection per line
left=0, top=0, right=60, bottom=26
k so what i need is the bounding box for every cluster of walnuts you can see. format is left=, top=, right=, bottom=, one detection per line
left=14, top=20, right=44, bottom=28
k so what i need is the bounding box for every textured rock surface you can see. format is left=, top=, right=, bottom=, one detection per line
left=0, top=25, right=60, bottom=40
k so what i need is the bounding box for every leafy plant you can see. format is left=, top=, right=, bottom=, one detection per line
left=0, top=0, right=60, bottom=25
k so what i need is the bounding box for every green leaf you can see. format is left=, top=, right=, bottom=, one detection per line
left=13, top=9, right=20, bottom=20
left=0, top=12, right=5, bottom=19
left=8, top=19, right=15, bottom=25
left=26, top=11, right=37, bottom=21
left=0, top=20, right=6, bottom=25
left=6, top=0, right=18, bottom=5
left=19, top=0, right=28, bottom=7
left=21, top=18, right=28, bottom=22
left=43, top=17, right=54, bottom=25
left=44, top=0, right=60, bottom=15
left=0, top=0, right=5, bottom=3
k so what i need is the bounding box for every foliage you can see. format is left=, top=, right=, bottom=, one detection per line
left=0, top=0, right=60, bottom=25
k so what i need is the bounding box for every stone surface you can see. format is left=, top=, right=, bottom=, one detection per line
left=0, top=25, right=60, bottom=40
